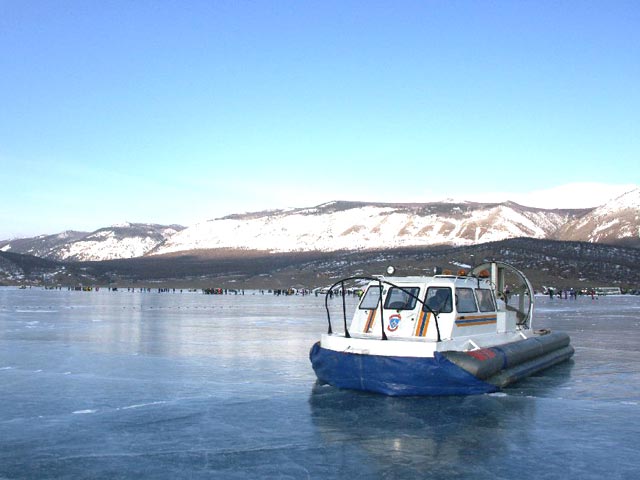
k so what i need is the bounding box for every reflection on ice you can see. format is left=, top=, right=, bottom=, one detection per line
left=309, top=383, right=538, bottom=477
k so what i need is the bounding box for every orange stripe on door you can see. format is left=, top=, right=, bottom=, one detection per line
left=414, top=311, right=431, bottom=337
left=363, top=309, right=377, bottom=333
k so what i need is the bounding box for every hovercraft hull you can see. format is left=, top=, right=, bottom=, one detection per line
left=309, top=331, right=574, bottom=396
left=309, top=342, right=497, bottom=396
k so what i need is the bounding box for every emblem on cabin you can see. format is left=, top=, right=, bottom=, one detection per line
left=387, top=313, right=401, bottom=332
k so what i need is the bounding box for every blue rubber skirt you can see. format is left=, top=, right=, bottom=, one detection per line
left=309, top=342, right=498, bottom=396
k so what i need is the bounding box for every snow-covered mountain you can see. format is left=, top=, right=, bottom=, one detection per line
left=556, top=188, right=640, bottom=247
left=154, top=201, right=587, bottom=254
left=0, top=230, right=88, bottom=259
left=0, top=223, right=184, bottom=261
left=2, top=188, right=638, bottom=262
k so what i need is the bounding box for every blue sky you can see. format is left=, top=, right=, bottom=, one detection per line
left=1, top=0, right=638, bottom=238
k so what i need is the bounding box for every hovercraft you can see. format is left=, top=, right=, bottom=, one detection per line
left=310, top=262, right=574, bottom=396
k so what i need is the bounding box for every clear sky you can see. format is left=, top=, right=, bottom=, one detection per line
left=1, top=0, right=638, bottom=239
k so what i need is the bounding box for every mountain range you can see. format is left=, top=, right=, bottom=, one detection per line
left=2, top=188, right=639, bottom=262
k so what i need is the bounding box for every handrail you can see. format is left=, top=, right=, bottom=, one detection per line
left=323, top=276, right=442, bottom=342
left=377, top=278, right=387, bottom=341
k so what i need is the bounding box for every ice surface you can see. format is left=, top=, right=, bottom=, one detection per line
left=1, top=288, right=639, bottom=479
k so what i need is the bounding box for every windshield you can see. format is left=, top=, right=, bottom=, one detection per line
left=359, top=285, right=383, bottom=310
left=424, top=287, right=452, bottom=313
left=384, top=287, right=420, bottom=310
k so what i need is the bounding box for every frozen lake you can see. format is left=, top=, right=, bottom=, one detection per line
left=1, top=287, right=639, bottom=479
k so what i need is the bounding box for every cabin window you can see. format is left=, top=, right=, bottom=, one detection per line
left=359, top=285, right=383, bottom=310
left=384, top=287, right=420, bottom=310
left=456, top=288, right=478, bottom=313
left=424, top=287, right=453, bottom=313
left=475, top=289, right=496, bottom=312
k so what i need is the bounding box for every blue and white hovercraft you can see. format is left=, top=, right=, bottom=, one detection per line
left=310, top=262, right=574, bottom=396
